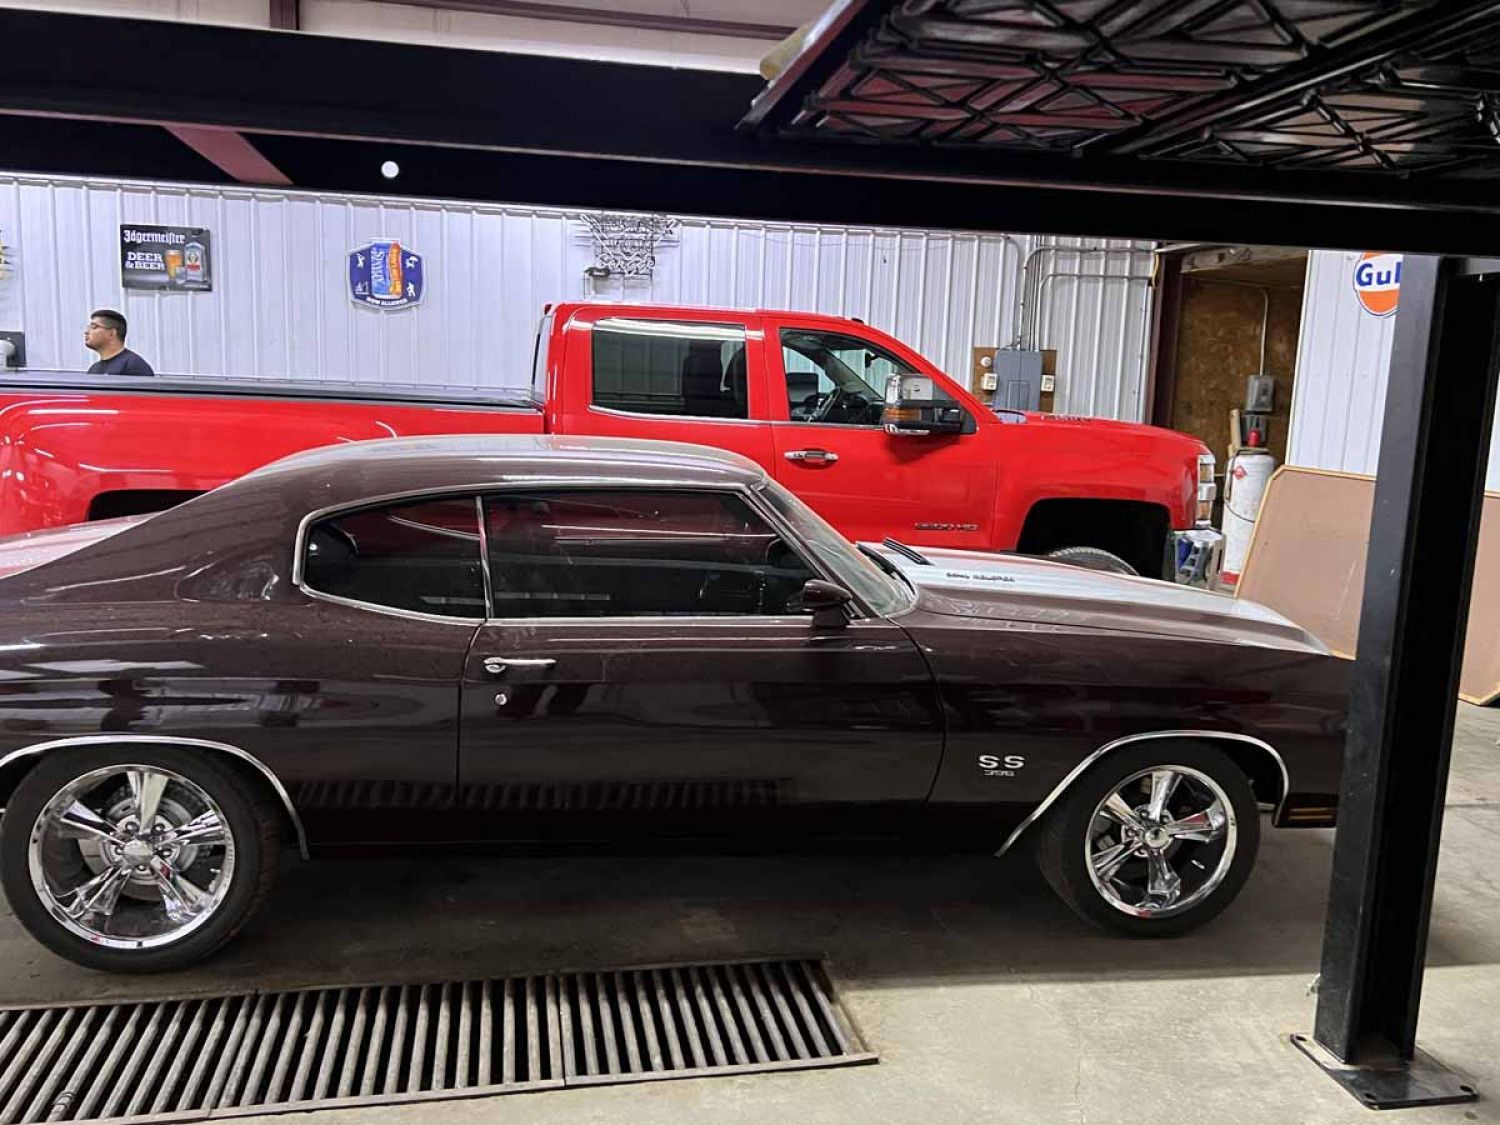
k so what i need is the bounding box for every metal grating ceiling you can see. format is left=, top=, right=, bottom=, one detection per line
left=746, top=0, right=1500, bottom=179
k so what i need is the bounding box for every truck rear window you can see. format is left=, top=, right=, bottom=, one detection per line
left=530, top=311, right=555, bottom=402
left=591, top=318, right=748, bottom=420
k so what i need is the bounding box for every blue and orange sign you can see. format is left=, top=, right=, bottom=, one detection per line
left=1352, top=251, right=1401, bottom=317
left=349, top=240, right=424, bottom=309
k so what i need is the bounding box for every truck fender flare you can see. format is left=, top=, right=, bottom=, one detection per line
left=994, top=729, right=1289, bottom=858
left=0, top=734, right=309, bottom=859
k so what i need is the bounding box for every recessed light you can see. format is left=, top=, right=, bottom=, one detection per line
left=380, top=160, right=400, bottom=179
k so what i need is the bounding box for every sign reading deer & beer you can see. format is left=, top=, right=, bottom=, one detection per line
left=120, top=225, right=212, bottom=291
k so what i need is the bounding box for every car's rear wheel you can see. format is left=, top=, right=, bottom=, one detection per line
left=1032, top=742, right=1260, bottom=936
left=1, top=746, right=280, bottom=972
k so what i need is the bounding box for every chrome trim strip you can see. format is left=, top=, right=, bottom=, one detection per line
left=0, top=734, right=310, bottom=859
left=299, top=587, right=487, bottom=626
left=474, top=494, right=494, bottom=615
left=586, top=405, right=761, bottom=427
left=993, top=729, right=1291, bottom=858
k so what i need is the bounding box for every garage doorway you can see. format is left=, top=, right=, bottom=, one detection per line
left=1150, top=246, right=1308, bottom=472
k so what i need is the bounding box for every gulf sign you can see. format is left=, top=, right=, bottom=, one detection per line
left=1353, top=251, right=1402, bottom=317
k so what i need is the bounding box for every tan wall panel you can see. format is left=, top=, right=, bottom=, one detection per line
left=1236, top=466, right=1500, bottom=704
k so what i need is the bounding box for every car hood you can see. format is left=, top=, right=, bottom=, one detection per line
left=867, top=543, right=1327, bottom=653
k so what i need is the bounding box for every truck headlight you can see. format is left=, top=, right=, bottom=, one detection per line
left=1196, top=452, right=1216, bottom=526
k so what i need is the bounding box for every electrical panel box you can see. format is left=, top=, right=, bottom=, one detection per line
left=0, top=331, right=24, bottom=368
left=991, top=349, right=1043, bottom=411
left=1246, top=374, right=1275, bottom=413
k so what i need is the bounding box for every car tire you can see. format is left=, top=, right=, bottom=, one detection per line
left=1032, top=741, right=1260, bottom=937
left=1045, top=546, right=1139, bottom=575
left=0, top=745, right=281, bottom=972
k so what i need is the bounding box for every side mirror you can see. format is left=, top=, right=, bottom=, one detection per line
left=881, top=373, right=966, bottom=436
left=800, top=578, right=853, bottom=628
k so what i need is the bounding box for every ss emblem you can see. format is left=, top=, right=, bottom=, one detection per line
left=978, top=754, right=1025, bottom=777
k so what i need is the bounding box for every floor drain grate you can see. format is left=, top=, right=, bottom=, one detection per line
left=0, top=958, right=872, bottom=1123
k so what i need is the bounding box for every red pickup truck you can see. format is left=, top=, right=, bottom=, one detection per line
left=0, top=302, right=1219, bottom=579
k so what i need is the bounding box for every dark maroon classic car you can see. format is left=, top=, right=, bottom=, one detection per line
left=0, top=435, right=1350, bottom=971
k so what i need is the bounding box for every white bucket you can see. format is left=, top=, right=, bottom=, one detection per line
left=1221, top=448, right=1276, bottom=588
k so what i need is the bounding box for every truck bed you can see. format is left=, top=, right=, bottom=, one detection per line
left=4, top=370, right=542, bottom=412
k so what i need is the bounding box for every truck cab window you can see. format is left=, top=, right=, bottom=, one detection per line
left=782, top=328, right=962, bottom=428
left=592, top=319, right=748, bottom=420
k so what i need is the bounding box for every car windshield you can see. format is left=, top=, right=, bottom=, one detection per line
left=755, top=479, right=914, bottom=617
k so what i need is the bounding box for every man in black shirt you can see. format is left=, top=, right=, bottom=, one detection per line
left=85, top=309, right=155, bottom=376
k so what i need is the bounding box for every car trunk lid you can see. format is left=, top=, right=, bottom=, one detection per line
left=0, top=515, right=153, bottom=580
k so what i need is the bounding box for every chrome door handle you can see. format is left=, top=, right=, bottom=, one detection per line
left=784, top=448, right=839, bottom=465
left=483, top=657, right=556, bottom=676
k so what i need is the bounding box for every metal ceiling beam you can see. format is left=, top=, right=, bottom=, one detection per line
left=375, top=0, right=797, bottom=40
left=166, top=126, right=292, bottom=185
left=1104, top=0, right=1500, bottom=156
left=740, top=0, right=885, bottom=131
left=2, top=9, right=1500, bottom=252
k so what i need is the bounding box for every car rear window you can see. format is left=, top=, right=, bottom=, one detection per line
left=302, top=497, right=485, bottom=618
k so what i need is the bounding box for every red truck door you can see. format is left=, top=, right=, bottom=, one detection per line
left=768, top=316, right=999, bottom=550
left=551, top=308, right=777, bottom=467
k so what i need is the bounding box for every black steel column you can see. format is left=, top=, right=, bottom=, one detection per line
left=1295, top=255, right=1500, bottom=1108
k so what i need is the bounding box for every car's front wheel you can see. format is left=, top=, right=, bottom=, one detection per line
left=1032, top=742, right=1260, bottom=937
left=1, top=745, right=280, bottom=972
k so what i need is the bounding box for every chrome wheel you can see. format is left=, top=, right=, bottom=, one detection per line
left=1085, top=765, right=1236, bottom=919
left=27, top=764, right=237, bottom=950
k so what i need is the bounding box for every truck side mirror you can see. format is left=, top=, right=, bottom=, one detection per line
left=800, top=578, right=852, bottom=628
left=882, top=374, right=965, bottom=436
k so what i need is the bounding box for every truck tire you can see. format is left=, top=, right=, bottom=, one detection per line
left=1045, top=546, right=1138, bottom=575
left=1, top=745, right=281, bottom=972
left=1032, top=742, right=1260, bottom=937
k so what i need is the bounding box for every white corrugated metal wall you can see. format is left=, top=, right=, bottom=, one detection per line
left=1288, top=249, right=1500, bottom=490
left=0, top=173, right=1153, bottom=419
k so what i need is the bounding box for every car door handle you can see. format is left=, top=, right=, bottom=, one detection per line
left=784, top=448, right=839, bottom=465
left=482, top=657, right=556, bottom=676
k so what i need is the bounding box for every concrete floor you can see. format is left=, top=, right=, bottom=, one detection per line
left=3, top=709, right=1500, bottom=1124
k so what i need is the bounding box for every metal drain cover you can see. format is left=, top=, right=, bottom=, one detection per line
left=0, top=958, right=872, bottom=1123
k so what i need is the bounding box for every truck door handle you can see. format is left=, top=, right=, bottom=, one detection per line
left=784, top=448, right=839, bottom=466
left=483, top=657, right=556, bottom=676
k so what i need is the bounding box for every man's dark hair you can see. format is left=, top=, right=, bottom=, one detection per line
left=91, top=309, right=127, bottom=343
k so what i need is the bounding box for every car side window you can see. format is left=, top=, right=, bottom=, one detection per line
left=483, top=489, right=814, bottom=619
left=591, top=318, right=749, bottom=420
left=302, top=498, right=485, bottom=618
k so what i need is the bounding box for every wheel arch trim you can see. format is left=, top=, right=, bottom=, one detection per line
left=994, top=729, right=1290, bottom=858
left=0, top=734, right=308, bottom=859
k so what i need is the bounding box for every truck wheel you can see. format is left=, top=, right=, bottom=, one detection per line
left=1045, top=546, right=1138, bottom=575
left=0, top=745, right=280, bottom=972
left=1032, top=742, right=1260, bottom=937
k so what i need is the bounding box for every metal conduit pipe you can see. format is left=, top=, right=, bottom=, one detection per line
left=1027, top=271, right=1155, bottom=353
left=1029, top=273, right=1156, bottom=413
left=1017, top=244, right=1148, bottom=348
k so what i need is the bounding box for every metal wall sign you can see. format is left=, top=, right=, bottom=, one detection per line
left=120, top=225, right=212, bottom=291
left=349, top=239, right=424, bottom=309
left=1353, top=252, right=1402, bottom=317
